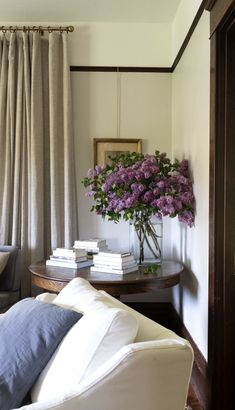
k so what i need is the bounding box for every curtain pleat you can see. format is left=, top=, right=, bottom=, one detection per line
left=0, top=32, right=78, bottom=296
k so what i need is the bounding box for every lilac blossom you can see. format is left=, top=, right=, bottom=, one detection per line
left=82, top=149, right=195, bottom=228
left=178, top=210, right=194, bottom=228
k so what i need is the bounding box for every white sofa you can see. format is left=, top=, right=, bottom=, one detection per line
left=17, top=278, right=194, bottom=410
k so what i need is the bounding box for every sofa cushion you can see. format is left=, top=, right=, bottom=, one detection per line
left=36, top=279, right=174, bottom=343
left=31, top=279, right=138, bottom=403
left=0, top=251, right=10, bottom=275
left=52, top=278, right=173, bottom=342
left=0, top=298, right=82, bottom=410
left=0, top=246, right=19, bottom=291
left=99, top=290, right=175, bottom=342
left=52, top=277, right=102, bottom=310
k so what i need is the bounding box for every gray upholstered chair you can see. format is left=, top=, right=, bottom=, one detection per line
left=0, top=245, right=20, bottom=312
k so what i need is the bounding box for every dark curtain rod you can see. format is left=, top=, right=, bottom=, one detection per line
left=0, top=25, right=74, bottom=34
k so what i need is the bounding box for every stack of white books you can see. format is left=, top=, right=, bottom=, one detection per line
left=90, top=251, right=138, bottom=275
left=74, top=238, right=108, bottom=255
left=46, top=248, right=93, bottom=269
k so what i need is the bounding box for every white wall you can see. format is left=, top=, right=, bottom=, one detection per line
left=72, top=71, right=173, bottom=302
left=171, top=11, right=210, bottom=359
left=171, top=0, right=203, bottom=60
left=69, top=22, right=172, bottom=67
left=0, top=20, right=172, bottom=67
left=72, top=71, right=172, bottom=252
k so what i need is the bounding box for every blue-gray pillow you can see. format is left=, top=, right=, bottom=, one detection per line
left=0, top=298, right=82, bottom=410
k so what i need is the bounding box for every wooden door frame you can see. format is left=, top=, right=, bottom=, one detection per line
left=206, top=0, right=235, bottom=408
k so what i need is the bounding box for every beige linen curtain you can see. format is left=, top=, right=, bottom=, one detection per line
left=0, top=32, right=78, bottom=296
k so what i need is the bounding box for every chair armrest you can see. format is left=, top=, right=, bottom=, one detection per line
left=16, top=338, right=193, bottom=410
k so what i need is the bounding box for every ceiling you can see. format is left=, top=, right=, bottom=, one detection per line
left=0, top=0, right=181, bottom=24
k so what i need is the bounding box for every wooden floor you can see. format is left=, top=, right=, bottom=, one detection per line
left=186, top=385, right=203, bottom=410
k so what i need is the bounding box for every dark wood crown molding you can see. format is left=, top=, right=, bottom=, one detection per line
left=70, top=66, right=172, bottom=73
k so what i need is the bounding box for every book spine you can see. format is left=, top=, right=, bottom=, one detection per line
left=50, top=256, right=87, bottom=263
left=74, top=247, right=107, bottom=252
left=90, top=266, right=137, bottom=275
left=46, top=260, right=93, bottom=268
left=98, top=252, right=131, bottom=258
left=53, top=250, right=86, bottom=257
left=93, top=260, right=136, bottom=268
left=74, top=241, right=106, bottom=247
left=93, top=256, right=134, bottom=264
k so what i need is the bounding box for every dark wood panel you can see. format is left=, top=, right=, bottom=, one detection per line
left=209, top=0, right=235, bottom=34
left=208, top=4, right=235, bottom=409
left=205, top=0, right=217, bottom=11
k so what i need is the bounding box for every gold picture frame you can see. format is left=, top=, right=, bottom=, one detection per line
left=93, top=138, right=142, bottom=167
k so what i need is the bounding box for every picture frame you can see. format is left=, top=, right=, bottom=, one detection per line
left=93, top=138, right=142, bottom=167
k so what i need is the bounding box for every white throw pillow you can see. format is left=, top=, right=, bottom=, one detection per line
left=99, top=290, right=174, bottom=343
left=0, top=252, right=10, bottom=275
left=52, top=277, right=103, bottom=311
left=36, top=293, right=58, bottom=304
left=31, top=279, right=138, bottom=403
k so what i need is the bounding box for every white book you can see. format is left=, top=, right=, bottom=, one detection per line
left=93, top=263, right=138, bottom=271
left=90, top=265, right=138, bottom=275
left=93, top=257, right=136, bottom=268
left=74, top=245, right=108, bottom=252
left=86, top=245, right=108, bottom=251
left=55, top=248, right=74, bottom=253
left=98, top=251, right=132, bottom=259
left=50, top=256, right=87, bottom=263
left=46, top=259, right=93, bottom=269
left=53, top=248, right=86, bottom=257
left=93, top=253, right=135, bottom=265
left=74, top=239, right=106, bottom=247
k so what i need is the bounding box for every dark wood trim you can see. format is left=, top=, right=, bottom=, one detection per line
left=119, top=67, right=172, bottom=73
left=208, top=28, right=217, bottom=410
left=70, top=66, right=117, bottom=72
left=209, top=0, right=235, bottom=35
left=70, top=66, right=172, bottom=73
left=205, top=0, right=217, bottom=11
left=171, top=0, right=208, bottom=71
left=208, top=2, right=235, bottom=409
left=70, top=0, right=208, bottom=75
left=126, top=301, right=209, bottom=410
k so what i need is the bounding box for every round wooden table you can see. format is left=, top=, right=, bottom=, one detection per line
left=30, top=260, right=184, bottom=297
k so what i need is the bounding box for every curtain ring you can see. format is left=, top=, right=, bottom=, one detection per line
left=1, top=26, right=6, bottom=34
left=60, top=26, right=63, bottom=34
left=38, top=25, right=44, bottom=35
left=48, top=26, right=52, bottom=33
left=23, top=26, right=27, bottom=33
left=9, top=25, right=15, bottom=33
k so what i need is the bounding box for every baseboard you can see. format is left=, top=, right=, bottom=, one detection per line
left=126, top=302, right=209, bottom=410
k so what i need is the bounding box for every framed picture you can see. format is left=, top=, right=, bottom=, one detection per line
left=93, top=138, right=142, bottom=167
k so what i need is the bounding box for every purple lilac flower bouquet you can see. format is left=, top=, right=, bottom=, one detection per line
left=82, top=150, right=195, bottom=263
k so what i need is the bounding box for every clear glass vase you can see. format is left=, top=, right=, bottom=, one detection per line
left=130, top=217, right=163, bottom=266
